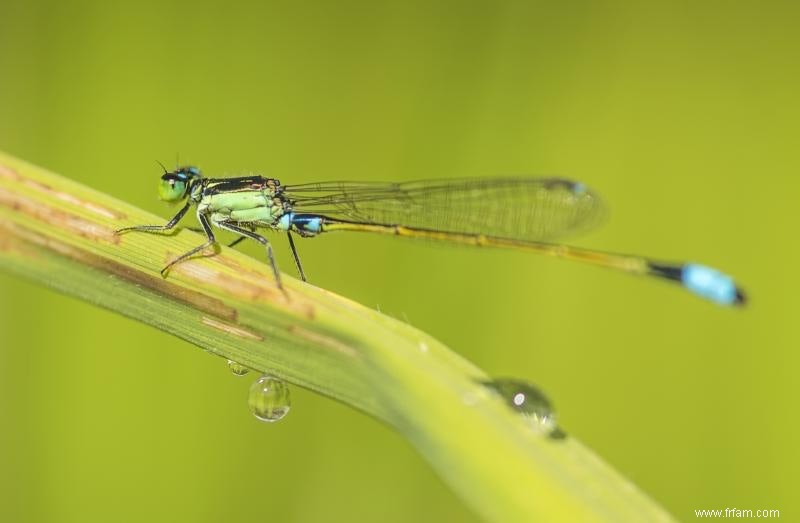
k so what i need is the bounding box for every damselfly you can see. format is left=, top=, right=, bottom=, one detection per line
left=115, top=166, right=745, bottom=306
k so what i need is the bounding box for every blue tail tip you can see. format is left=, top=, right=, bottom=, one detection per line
left=682, top=263, right=746, bottom=307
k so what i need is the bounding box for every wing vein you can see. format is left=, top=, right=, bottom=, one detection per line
left=283, top=178, right=605, bottom=241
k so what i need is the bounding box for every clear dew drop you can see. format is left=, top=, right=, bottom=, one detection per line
left=227, top=359, right=250, bottom=376
left=248, top=375, right=291, bottom=423
left=482, top=378, right=563, bottom=438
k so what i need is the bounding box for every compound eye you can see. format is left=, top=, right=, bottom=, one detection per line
left=158, top=177, right=187, bottom=201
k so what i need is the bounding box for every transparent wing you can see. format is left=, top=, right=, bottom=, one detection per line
left=282, top=177, right=606, bottom=241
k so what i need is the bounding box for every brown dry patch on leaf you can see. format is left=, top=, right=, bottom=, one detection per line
left=0, top=163, right=124, bottom=220
left=0, top=164, right=21, bottom=181
left=172, top=257, right=315, bottom=319
left=0, top=223, right=38, bottom=257
left=286, top=324, right=358, bottom=358
left=0, top=221, right=237, bottom=321
left=0, top=187, right=120, bottom=244
left=201, top=316, right=264, bottom=341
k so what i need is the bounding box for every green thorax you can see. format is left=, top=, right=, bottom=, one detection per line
left=195, top=176, right=287, bottom=225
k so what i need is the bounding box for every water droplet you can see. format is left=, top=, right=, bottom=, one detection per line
left=482, top=378, right=562, bottom=437
left=248, top=375, right=291, bottom=423
left=418, top=341, right=429, bottom=353
left=227, top=359, right=250, bottom=376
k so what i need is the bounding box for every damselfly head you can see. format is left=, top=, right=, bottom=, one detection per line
left=158, top=165, right=202, bottom=202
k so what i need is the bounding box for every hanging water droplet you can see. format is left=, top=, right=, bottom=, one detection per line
left=227, top=359, right=250, bottom=376
left=482, top=378, right=563, bottom=438
left=248, top=375, right=291, bottom=422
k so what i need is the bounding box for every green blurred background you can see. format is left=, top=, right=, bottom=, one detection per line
left=0, top=1, right=797, bottom=521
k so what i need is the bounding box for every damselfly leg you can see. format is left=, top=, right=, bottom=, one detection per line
left=228, top=236, right=247, bottom=248
left=187, top=226, right=247, bottom=248
left=160, top=212, right=217, bottom=276
left=216, top=221, right=284, bottom=291
left=187, top=227, right=306, bottom=282
left=286, top=232, right=307, bottom=282
left=115, top=201, right=191, bottom=234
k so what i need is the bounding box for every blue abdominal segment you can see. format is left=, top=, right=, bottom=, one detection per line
left=277, top=213, right=292, bottom=231
left=681, top=264, right=743, bottom=306
left=648, top=262, right=746, bottom=306
left=293, top=214, right=323, bottom=233
left=278, top=213, right=324, bottom=234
